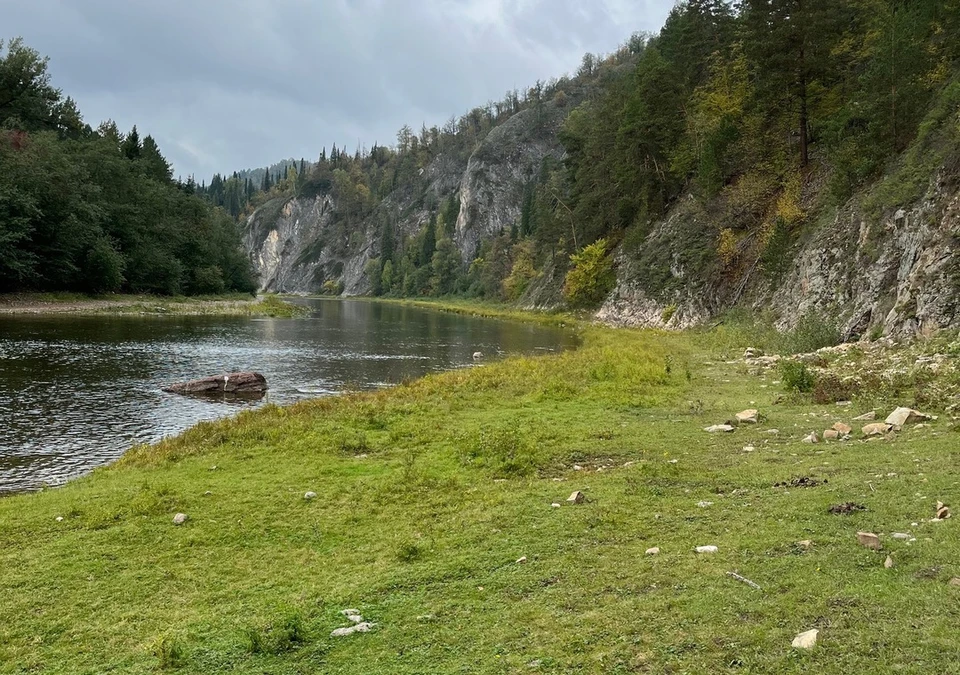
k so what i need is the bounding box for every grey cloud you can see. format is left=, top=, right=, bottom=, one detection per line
left=3, top=0, right=674, bottom=178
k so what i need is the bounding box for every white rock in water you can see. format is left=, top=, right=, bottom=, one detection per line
left=473, top=351, right=483, bottom=360
left=304, top=491, right=317, bottom=500
left=173, top=513, right=188, bottom=525
left=792, top=629, right=819, bottom=650
left=695, top=545, right=719, bottom=554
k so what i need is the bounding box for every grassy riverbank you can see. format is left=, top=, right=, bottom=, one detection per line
left=1, top=310, right=958, bottom=674
left=0, top=293, right=307, bottom=317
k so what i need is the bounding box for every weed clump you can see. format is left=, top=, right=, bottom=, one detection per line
left=153, top=635, right=186, bottom=669
left=812, top=373, right=857, bottom=403
left=395, top=541, right=423, bottom=563
left=335, top=432, right=371, bottom=456
left=779, top=361, right=815, bottom=393
left=244, top=611, right=308, bottom=655
left=460, top=425, right=538, bottom=477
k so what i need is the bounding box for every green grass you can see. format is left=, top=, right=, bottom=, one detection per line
left=1, top=320, right=958, bottom=673
left=0, top=293, right=307, bottom=318
left=352, top=296, right=579, bottom=328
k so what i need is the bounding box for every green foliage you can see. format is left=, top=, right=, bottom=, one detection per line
left=82, top=238, right=125, bottom=294
left=320, top=280, right=344, bottom=296
left=502, top=240, right=538, bottom=300
left=760, top=218, right=792, bottom=283
left=812, top=373, right=856, bottom=404
left=563, top=238, right=615, bottom=308
left=244, top=611, right=307, bottom=656
left=778, top=313, right=842, bottom=355
left=152, top=635, right=185, bottom=670
left=779, top=360, right=816, bottom=393
left=461, top=425, right=538, bottom=477
left=0, top=38, right=256, bottom=296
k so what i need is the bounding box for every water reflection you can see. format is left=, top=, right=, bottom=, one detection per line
left=0, top=299, right=577, bottom=493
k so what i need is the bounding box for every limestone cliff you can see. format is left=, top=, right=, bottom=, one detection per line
left=243, top=100, right=959, bottom=339
left=243, top=101, right=569, bottom=297
left=598, top=162, right=960, bottom=339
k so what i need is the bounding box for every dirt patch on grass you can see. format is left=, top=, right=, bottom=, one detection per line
left=828, top=502, right=866, bottom=515
left=774, top=476, right=827, bottom=488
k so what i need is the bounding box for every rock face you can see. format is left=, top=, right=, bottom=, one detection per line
left=163, top=372, right=267, bottom=396
left=597, top=161, right=960, bottom=337
left=240, top=86, right=960, bottom=338
left=242, top=101, right=570, bottom=299
left=454, top=107, right=567, bottom=263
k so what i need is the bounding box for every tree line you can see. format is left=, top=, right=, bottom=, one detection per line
left=0, top=38, right=256, bottom=296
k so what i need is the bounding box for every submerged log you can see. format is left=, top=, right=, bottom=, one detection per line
left=163, top=372, right=268, bottom=397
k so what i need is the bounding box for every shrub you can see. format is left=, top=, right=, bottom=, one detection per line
left=563, top=238, right=615, bottom=308
left=812, top=374, right=856, bottom=403
left=779, top=361, right=815, bottom=393
left=83, top=238, right=125, bottom=294
left=778, top=313, right=842, bottom=354
left=192, top=265, right=226, bottom=295
left=321, top=279, right=343, bottom=296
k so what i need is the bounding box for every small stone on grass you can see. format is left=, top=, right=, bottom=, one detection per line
left=857, top=531, right=881, bottom=550
left=173, top=513, right=188, bottom=525
left=792, top=629, right=819, bottom=650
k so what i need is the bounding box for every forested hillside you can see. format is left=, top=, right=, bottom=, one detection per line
left=237, top=0, right=960, bottom=335
left=0, top=38, right=256, bottom=296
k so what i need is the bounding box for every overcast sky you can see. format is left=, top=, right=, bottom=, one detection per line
left=5, top=0, right=674, bottom=180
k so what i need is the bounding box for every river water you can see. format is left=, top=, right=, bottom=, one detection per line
left=0, top=299, right=577, bottom=494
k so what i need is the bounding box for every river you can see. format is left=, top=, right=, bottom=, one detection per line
left=0, top=299, right=577, bottom=494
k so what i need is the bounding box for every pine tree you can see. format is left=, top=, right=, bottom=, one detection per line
left=121, top=125, right=142, bottom=160
left=420, top=219, right=437, bottom=266
left=139, top=135, right=172, bottom=182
